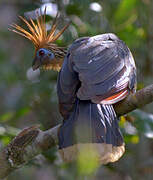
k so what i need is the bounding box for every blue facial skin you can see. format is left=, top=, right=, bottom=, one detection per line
left=36, top=48, right=55, bottom=60
left=32, top=48, right=55, bottom=70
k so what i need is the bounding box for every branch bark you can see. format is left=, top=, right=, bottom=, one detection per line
left=0, top=84, right=153, bottom=179
left=114, top=84, right=153, bottom=116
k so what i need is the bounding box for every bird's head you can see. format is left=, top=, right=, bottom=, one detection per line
left=10, top=11, right=69, bottom=71
left=33, top=48, right=55, bottom=70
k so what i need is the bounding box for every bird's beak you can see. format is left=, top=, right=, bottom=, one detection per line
left=32, top=57, right=41, bottom=71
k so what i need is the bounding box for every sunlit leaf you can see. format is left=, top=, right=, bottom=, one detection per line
left=114, top=0, right=138, bottom=24
left=117, top=24, right=145, bottom=48
left=119, top=116, right=126, bottom=128
left=124, top=134, right=139, bottom=144
left=131, top=135, right=139, bottom=144
left=1, top=136, right=11, bottom=145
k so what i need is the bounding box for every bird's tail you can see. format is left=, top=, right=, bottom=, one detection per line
left=58, top=99, right=125, bottom=164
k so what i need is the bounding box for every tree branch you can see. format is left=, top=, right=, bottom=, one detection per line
left=0, top=84, right=153, bottom=179
left=0, top=125, right=60, bottom=179
left=114, top=84, right=153, bottom=116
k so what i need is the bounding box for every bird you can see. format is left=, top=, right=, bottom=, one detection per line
left=11, top=11, right=136, bottom=165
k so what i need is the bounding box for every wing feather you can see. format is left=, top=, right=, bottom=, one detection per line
left=68, top=33, right=136, bottom=104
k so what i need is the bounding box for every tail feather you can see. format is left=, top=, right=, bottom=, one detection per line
left=58, top=99, right=125, bottom=164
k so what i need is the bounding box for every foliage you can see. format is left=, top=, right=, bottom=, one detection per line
left=0, top=0, right=153, bottom=179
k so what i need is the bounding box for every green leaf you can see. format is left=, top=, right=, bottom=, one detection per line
left=1, top=136, right=11, bottom=145
left=15, top=107, right=30, bottom=119
left=117, top=25, right=145, bottom=48
left=0, top=111, right=15, bottom=122
left=114, top=0, right=138, bottom=24
left=124, top=134, right=139, bottom=144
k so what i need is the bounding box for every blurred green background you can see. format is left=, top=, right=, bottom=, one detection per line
left=0, top=0, right=153, bottom=179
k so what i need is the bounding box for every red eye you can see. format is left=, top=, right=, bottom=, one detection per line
left=39, top=49, right=45, bottom=56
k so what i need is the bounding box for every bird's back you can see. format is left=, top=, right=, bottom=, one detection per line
left=66, top=33, right=136, bottom=104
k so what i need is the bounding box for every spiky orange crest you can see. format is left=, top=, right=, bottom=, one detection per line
left=10, top=11, right=70, bottom=71
left=10, top=12, right=69, bottom=50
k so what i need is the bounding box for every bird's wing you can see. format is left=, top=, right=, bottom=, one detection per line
left=57, top=37, right=91, bottom=119
left=57, top=52, right=80, bottom=119
left=68, top=33, right=136, bottom=104
left=57, top=33, right=136, bottom=119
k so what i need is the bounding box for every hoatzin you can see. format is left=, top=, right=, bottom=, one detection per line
left=11, top=12, right=136, bottom=164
